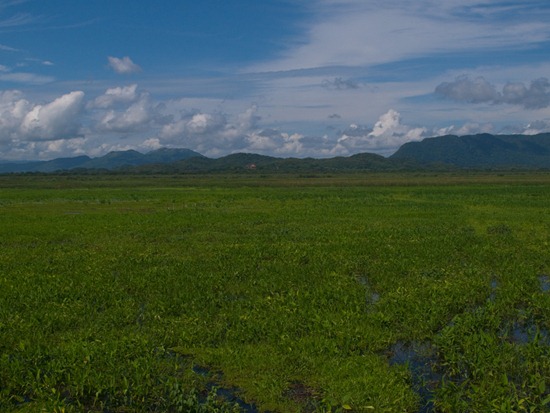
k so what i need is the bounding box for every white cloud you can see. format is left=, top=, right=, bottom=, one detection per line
left=433, top=119, right=550, bottom=137
left=20, top=91, right=84, bottom=140
left=92, top=84, right=139, bottom=108
left=0, top=90, right=30, bottom=143
left=0, top=43, right=19, bottom=52
left=522, top=120, right=550, bottom=135
left=156, top=105, right=261, bottom=155
left=0, top=72, right=54, bottom=84
left=0, top=90, right=88, bottom=159
left=368, top=109, right=403, bottom=137
left=335, top=109, right=427, bottom=155
left=250, top=1, right=550, bottom=73
left=186, top=113, right=219, bottom=134
left=98, top=94, right=152, bottom=133
left=245, top=129, right=305, bottom=155
left=0, top=12, right=35, bottom=29
left=433, top=122, right=494, bottom=137
left=37, top=137, right=87, bottom=158
left=108, top=56, right=141, bottom=74
left=140, top=137, right=162, bottom=151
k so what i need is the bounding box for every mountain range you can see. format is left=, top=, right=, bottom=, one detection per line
left=0, top=148, right=204, bottom=173
left=3, top=133, right=550, bottom=174
left=391, top=133, right=550, bottom=168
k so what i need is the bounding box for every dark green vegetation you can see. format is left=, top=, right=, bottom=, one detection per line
left=391, top=133, right=550, bottom=168
left=5, top=133, right=550, bottom=174
left=1, top=173, right=550, bottom=412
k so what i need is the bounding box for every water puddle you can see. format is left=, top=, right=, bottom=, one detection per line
left=488, top=278, right=498, bottom=302
left=192, top=364, right=259, bottom=412
left=192, top=364, right=211, bottom=377
left=356, top=275, right=380, bottom=307
left=508, top=321, right=550, bottom=345
left=510, top=322, right=530, bottom=344
left=369, top=292, right=380, bottom=304
left=388, top=341, right=440, bottom=413
left=539, top=275, right=550, bottom=292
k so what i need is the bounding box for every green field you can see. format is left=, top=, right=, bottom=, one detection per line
left=1, top=173, right=550, bottom=412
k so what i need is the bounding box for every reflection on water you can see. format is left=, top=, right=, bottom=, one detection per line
left=488, top=278, right=498, bottom=302
left=388, top=341, right=439, bottom=413
left=539, top=275, right=550, bottom=292
left=192, top=364, right=259, bottom=412
left=356, top=275, right=380, bottom=307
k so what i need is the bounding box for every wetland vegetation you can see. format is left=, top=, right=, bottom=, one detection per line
left=1, top=172, right=550, bottom=412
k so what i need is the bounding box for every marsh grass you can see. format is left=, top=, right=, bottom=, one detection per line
left=1, top=173, right=550, bottom=411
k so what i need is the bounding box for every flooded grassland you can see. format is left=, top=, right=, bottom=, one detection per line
left=1, top=173, right=550, bottom=412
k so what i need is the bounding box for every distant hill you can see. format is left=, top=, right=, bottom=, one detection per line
left=4, top=133, right=550, bottom=174
left=127, top=151, right=417, bottom=174
left=0, top=148, right=204, bottom=173
left=0, top=149, right=419, bottom=174
left=391, top=133, right=550, bottom=168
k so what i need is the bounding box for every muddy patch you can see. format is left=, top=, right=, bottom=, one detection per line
left=283, top=381, right=322, bottom=412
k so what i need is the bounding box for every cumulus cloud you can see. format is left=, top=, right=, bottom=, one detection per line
left=156, top=106, right=262, bottom=156
left=140, top=137, right=163, bottom=151
left=159, top=112, right=226, bottom=141
left=433, top=122, right=494, bottom=137
left=435, top=75, right=499, bottom=104
left=108, top=56, right=141, bottom=74
left=435, top=75, right=550, bottom=109
left=0, top=90, right=29, bottom=143
left=501, top=78, right=550, bottom=109
left=7, top=80, right=550, bottom=161
left=246, top=129, right=305, bottom=155
left=98, top=94, right=152, bottom=133
left=0, top=89, right=87, bottom=161
left=334, top=109, right=427, bottom=155
left=92, top=84, right=139, bottom=108
left=20, top=91, right=84, bottom=140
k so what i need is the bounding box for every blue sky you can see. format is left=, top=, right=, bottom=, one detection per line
left=2, top=0, right=550, bottom=160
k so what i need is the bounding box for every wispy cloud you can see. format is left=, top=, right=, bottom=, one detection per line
left=0, top=72, right=54, bottom=84
left=250, top=0, right=550, bottom=73
left=0, top=43, right=19, bottom=51
left=0, top=12, right=34, bottom=28
left=322, top=77, right=361, bottom=90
